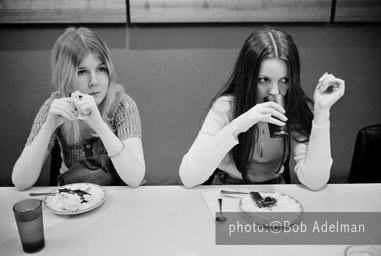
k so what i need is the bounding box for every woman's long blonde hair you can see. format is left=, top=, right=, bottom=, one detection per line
left=51, top=27, right=121, bottom=144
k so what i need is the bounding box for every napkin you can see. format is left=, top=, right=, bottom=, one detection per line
left=71, top=90, right=91, bottom=120
left=201, top=189, right=246, bottom=220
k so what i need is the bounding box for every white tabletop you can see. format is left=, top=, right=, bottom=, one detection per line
left=1, top=184, right=381, bottom=256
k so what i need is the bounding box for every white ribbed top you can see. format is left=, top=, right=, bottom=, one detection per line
left=179, top=96, right=332, bottom=190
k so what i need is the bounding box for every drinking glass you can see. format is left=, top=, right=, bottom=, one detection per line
left=263, top=94, right=288, bottom=138
left=13, top=198, right=45, bottom=253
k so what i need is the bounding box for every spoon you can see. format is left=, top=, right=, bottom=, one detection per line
left=215, top=198, right=227, bottom=223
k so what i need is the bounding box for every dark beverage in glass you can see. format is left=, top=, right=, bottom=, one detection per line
left=13, top=199, right=45, bottom=253
left=263, top=94, right=288, bottom=138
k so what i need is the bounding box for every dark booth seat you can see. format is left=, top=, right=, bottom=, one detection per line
left=349, top=124, right=381, bottom=183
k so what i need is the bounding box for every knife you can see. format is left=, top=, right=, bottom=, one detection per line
left=29, top=192, right=57, bottom=196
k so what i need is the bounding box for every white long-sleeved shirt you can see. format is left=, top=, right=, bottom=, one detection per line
left=179, top=96, right=332, bottom=190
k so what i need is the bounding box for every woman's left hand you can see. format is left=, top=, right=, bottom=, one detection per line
left=72, top=93, right=104, bottom=130
left=313, top=72, right=345, bottom=111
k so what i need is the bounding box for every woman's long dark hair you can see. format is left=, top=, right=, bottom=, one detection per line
left=210, top=28, right=313, bottom=182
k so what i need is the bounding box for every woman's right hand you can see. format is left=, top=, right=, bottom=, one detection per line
left=229, top=101, right=287, bottom=137
left=45, top=98, right=78, bottom=129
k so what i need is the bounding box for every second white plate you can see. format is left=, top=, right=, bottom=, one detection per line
left=239, top=191, right=303, bottom=226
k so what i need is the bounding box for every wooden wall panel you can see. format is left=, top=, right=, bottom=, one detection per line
left=335, top=0, right=381, bottom=22
left=0, top=0, right=127, bottom=24
left=129, top=0, right=332, bottom=23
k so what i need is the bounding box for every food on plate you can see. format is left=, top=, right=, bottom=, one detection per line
left=242, top=191, right=302, bottom=212
left=45, top=183, right=105, bottom=212
left=58, top=188, right=90, bottom=203
left=250, top=191, right=277, bottom=208
left=240, top=191, right=303, bottom=225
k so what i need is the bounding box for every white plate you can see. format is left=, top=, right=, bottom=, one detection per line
left=44, top=183, right=106, bottom=215
left=239, top=191, right=303, bottom=226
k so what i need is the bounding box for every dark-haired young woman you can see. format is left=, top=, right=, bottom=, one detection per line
left=179, top=28, right=345, bottom=190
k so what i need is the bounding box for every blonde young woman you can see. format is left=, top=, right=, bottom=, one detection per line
left=12, top=27, right=145, bottom=190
